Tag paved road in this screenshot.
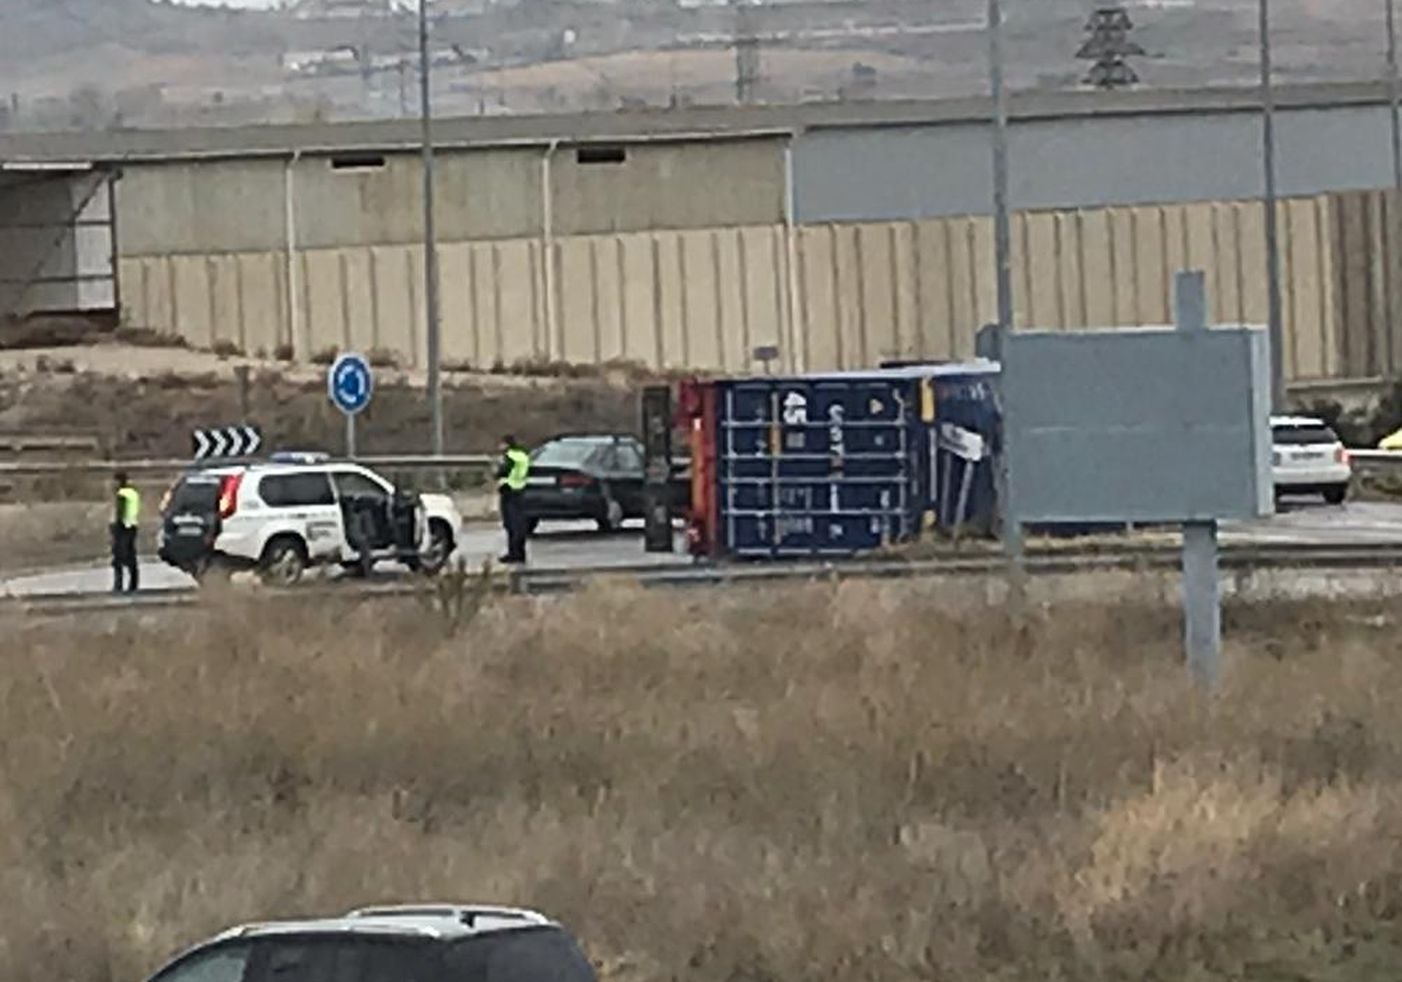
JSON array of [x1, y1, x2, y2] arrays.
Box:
[[1223, 499, 1402, 545], [5, 500, 1402, 600], [0, 519, 687, 599]]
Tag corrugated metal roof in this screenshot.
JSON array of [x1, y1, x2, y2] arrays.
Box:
[[0, 80, 1391, 165]]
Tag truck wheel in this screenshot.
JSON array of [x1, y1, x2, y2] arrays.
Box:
[[259, 537, 307, 586], [1324, 484, 1349, 505]]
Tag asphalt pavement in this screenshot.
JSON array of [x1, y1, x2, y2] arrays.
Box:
[[0, 519, 687, 599], [6, 500, 1402, 600]]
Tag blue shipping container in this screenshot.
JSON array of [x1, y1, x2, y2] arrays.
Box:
[[711, 362, 1000, 558]]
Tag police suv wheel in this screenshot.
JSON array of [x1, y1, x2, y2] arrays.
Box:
[[415, 520, 454, 575], [259, 538, 307, 586]]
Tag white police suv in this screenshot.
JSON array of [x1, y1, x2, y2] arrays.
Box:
[[143, 905, 597, 982], [157, 452, 462, 584]]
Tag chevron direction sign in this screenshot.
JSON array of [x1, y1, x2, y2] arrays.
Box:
[[192, 425, 263, 461]]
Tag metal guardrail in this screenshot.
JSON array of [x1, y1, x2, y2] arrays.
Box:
[[8, 540, 1402, 617], [1347, 450, 1402, 466], [5, 450, 1399, 479], [0, 454, 496, 479], [0, 432, 101, 455]]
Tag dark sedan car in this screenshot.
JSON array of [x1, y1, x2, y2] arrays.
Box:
[[520, 434, 688, 533]]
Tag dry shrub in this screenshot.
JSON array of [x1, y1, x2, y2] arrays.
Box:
[[113, 327, 189, 350], [0, 314, 107, 349], [210, 339, 245, 359], [367, 348, 402, 370], [3, 368, 638, 459], [2, 581, 1401, 982]]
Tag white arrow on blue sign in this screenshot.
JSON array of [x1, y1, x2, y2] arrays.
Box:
[[328, 352, 374, 416], [192, 425, 263, 460]]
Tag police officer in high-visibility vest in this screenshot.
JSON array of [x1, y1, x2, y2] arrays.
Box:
[[496, 434, 531, 564], [111, 470, 141, 593]]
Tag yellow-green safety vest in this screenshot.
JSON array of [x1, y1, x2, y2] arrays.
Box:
[[501, 448, 531, 492], [116, 486, 141, 527]]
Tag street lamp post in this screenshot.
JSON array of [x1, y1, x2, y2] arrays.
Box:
[[988, 0, 1013, 334], [1390, 0, 1402, 194], [1259, 0, 1285, 410], [1387, 0, 1401, 374], [419, 0, 444, 456], [987, 0, 1024, 574]]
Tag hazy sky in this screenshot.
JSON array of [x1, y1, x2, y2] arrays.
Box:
[[170, 0, 284, 7], [165, 0, 419, 7]]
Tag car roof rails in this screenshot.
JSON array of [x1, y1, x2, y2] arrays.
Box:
[[345, 905, 551, 928], [548, 432, 621, 442]]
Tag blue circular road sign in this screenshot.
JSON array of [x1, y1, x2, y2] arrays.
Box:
[[328, 352, 374, 416]]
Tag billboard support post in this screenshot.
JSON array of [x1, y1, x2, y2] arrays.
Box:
[[1174, 271, 1222, 689]]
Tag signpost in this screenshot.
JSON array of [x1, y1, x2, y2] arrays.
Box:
[[192, 425, 262, 461], [641, 385, 675, 554], [328, 352, 374, 458], [1000, 271, 1273, 689], [936, 421, 988, 535]]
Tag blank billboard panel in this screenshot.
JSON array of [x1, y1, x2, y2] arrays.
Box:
[[1003, 326, 1272, 523]]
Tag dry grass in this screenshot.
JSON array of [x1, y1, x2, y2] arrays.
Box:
[[0, 475, 173, 569], [0, 365, 641, 459], [0, 501, 114, 571], [2, 582, 1401, 982]]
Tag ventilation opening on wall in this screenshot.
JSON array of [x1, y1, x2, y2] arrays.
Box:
[[575, 145, 627, 165], [330, 154, 387, 172]]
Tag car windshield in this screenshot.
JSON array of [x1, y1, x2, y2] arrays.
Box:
[[165, 476, 222, 513], [531, 441, 605, 468], [442, 927, 596, 982], [1273, 424, 1338, 446]]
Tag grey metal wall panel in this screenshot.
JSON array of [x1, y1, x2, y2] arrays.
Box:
[[552, 139, 784, 236], [794, 105, 1393, 222], [1, 172, 114, 315], [1002, 327, 1271, 523]]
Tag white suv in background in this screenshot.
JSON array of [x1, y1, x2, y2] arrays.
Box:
[[142, 905, 597, 982], [157, 452, 462, 584], [1270, 415, 1351, 504]]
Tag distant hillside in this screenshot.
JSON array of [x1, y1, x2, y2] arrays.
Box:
[[0, 0, 1395, 131]]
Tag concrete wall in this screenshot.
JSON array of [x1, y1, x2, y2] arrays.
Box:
[[117, 192, 1374, 383], [1326, 189, 1402, 379], [794, 105, 1395, 222], [105, 100, 1402, 383]]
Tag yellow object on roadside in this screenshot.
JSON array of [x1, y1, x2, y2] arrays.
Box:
[[1380, 428, 1402, 451]]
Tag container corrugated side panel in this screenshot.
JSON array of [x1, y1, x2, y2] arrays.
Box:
[[715, 376, 924, 558]]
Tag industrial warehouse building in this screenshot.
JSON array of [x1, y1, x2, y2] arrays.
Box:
[[3, 81, 1402, 384]]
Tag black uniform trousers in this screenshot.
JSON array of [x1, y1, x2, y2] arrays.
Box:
[[499, 488, 528, 563], [111, 523, 139, 592]]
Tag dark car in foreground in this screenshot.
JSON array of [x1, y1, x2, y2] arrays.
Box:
[[144, 905, 596, 982], [520, 434, 689, 532]]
